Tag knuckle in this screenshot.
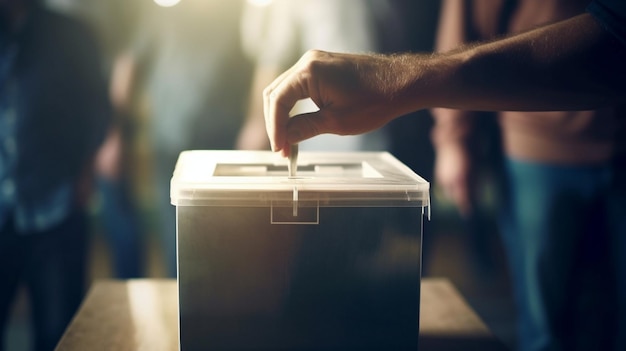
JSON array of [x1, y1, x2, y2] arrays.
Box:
[[301, 50, 326, 73], [303, 49, 322, 60]]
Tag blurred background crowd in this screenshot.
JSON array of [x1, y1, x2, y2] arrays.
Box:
[[2, 0, 624, 350]]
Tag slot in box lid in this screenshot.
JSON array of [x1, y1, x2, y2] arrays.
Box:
[[170, 150, 430, 209]]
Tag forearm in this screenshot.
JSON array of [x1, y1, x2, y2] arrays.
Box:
[[350, 13, 626, 121], [417, 13, 626, 112]]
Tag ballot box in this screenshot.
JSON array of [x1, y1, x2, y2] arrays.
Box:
[[171, 150, 430, 350]]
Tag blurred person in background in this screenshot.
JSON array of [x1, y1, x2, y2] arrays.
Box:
[[109, 0, 252, 277], [94, 78, 145, 279], [236, 0, 390, 153], [46, 0, 146, 280], [44, 0, 133, 69], [431, 1, 626, 350], [0, 0, 110, 350]]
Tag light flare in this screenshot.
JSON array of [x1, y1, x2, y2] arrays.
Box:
[[154, 0, 181, 7]]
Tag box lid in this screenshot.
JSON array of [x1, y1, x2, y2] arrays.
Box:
[[170, 150, 429, 209]]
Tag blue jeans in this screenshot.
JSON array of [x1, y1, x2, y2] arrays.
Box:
[[97, 176, 144, 278], [498, 158, 625, 351]]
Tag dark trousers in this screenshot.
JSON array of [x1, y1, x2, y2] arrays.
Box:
[[0, 211, 88, 351]]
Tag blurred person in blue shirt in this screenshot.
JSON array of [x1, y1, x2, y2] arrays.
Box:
[[0, 0, 110, 349]]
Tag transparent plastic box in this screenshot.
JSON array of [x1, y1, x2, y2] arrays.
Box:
[[171, 150, 430, 351]]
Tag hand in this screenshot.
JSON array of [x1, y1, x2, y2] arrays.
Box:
[[263, 50, 419, 157], [95, 127, 123, 180], [435, 143, 475, 217]]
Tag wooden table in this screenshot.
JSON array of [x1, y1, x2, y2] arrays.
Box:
[[55, 278, 508, 351]]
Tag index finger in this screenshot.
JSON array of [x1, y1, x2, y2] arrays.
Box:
[[263, 67, 310, 155]]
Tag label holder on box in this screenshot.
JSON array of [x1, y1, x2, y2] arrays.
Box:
[[271, 196, 320, 225]]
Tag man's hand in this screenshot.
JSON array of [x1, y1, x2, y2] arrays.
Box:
[[263, 50, 422, 157]]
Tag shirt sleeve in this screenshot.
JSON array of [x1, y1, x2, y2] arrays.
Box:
[[587, 0, 626, 47]]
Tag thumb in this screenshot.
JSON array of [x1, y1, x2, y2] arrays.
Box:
[[286, 110, 327, 144]]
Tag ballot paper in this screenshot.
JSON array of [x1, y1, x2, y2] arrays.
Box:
[[288, 144, 299, 177]]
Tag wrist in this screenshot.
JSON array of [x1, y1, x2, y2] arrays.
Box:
[[390, 53, 462, 114]]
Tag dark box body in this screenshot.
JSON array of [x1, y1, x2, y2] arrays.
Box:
[[172, 151, 429, 351]]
